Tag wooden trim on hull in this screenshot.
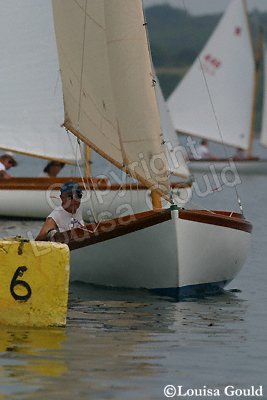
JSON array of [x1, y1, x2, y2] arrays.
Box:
[[179, 209, 252, 234], [54, 209, 171, 251], [53, 208, 252, 251], [0, 177, 192, 191]]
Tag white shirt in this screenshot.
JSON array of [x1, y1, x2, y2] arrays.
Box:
[[0, 161, 6, 171], [48, 206, 84, 232], [195, 145, 210, 160]]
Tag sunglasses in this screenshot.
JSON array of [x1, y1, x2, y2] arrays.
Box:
[[7, 160, 15, 166], [66, 192, 83, 200]]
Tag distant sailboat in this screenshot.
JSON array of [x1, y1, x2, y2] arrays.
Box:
[[260, 43, 267, 149], [50, 0, 252, 298], [0, 0, 190, 219], [167, 0, 267, 173]]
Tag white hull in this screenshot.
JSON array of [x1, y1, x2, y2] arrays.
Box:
[[0, 186, 191, 220], [189, 158, 267, 174], [69, 208, 251, 298]]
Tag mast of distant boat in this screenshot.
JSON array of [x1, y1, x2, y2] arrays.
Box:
[[247, 2, 263, 157]]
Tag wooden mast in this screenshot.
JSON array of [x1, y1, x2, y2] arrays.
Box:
[[248, 26, 263, 158], [151, 190, 162, 210]]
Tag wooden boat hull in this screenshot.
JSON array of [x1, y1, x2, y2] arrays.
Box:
[[0, 178, 192, 220], [55, 208, 252, 299], [189, 158, 267, 174]]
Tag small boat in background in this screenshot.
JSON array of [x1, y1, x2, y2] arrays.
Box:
[[167, 0, 267, 174], [0, 0, 191, 219]]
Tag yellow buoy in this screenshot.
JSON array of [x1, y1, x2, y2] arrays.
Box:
[[0, 239, 70, 327]]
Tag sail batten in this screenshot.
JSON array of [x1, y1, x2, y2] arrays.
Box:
[[52, 0, 170, 198], [167, 0, 255, 150]]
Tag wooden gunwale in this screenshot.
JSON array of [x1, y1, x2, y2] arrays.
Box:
[[54, 209, 171, 251], [179, 209, 252, 234], [53, 208, 252, 251], [0, 177, 192, 191]]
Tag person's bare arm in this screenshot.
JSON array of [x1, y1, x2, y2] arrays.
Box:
[[0, 170, 12, 179], [35, 217, 58, 241]]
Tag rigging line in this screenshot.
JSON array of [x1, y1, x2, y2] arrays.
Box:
[[181, 0, 244, 215], [66, 133, 99, 223], [106, 180, 128, 210], [182, 199, 217, 215], [71, 218, 103, 234], [101, 162, 130, 212], [76, 140, 100, 224], [64, 117, 98, 221], [63, 2, 99, 223], [65, 129, 79, 176]]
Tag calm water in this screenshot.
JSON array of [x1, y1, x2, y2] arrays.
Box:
[[0, 148, 267, 399]]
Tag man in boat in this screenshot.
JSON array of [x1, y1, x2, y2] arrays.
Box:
[[195, 139, 218, 160], [39, 160, 65, 177], [0, 153, 17, 179], [35, 180, 85, 241]]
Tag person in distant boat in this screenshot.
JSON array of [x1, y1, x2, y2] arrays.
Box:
[[39, 160, 65, 177], [233, 147, 246, 161], [35, 180, 85, 241], [0, 154, 17, 179], [195, 139, 218, 160]]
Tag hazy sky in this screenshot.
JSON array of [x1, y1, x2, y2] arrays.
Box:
[[143, 0, 267, 15]]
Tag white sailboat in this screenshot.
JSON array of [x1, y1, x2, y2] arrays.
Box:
[[167, 0, 267, 174], [0, 0, 190, 219], [49, 0, 252, 298]]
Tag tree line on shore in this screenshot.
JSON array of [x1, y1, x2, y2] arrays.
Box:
[[146, 5, 266, 132]]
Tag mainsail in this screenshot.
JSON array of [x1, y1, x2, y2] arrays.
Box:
[[0, 0, 80, 163], [52, 0, 170, 198], [167, 0, 255, 150], [260, 44, 267, 148]]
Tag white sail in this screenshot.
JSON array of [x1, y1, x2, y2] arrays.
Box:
[[155, 82, 190, 178], [52, 0, 170, 197], [167, 0, 255, 150], [260, 44, 267, 148], [0, 0, 80, 162]]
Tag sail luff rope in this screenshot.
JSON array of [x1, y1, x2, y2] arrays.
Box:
[[142, 0, 172, 203], [181, 0, 244, 215]]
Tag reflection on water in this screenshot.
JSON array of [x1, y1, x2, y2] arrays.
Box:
[[0, 284, 265, 400], [0, 283, 253, 399], [0, 328, 66, 399]]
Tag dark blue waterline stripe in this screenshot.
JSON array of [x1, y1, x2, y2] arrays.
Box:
[[152, 280, 231, 300]]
